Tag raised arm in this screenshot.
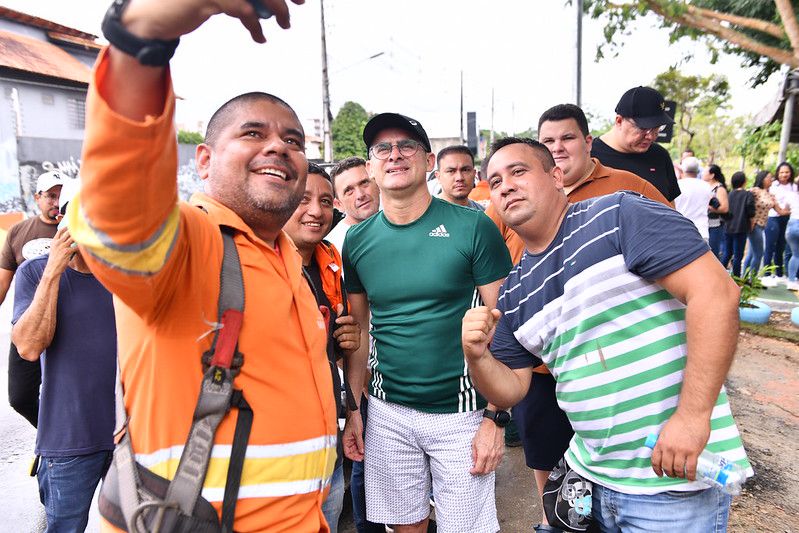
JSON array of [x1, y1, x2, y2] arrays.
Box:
[[649, 251, 739, 481], [102, 0, 297, 121], [11, 229, 75, 360], [462, 306, 533, 409], [69, 0, 301, 312]]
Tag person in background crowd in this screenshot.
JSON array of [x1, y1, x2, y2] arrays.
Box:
[[12, 185, 115, 532], [326, 157, 381, 253], [591, 86, 680, 202], [282, 162, 363, 533], [763, 162, 796, 284], [674, 157, 713, 241], [722, 172, 756, 277], [783, 182, 799, 290], [326, 156, 384, 533], [743, 170, 777, 275], [704, 164, 730, 261], [469, 162, 491, 208], [0, 171, 62, 427], [436, 145, 484, 210]]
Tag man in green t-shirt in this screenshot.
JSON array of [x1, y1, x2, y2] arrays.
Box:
[[342, 113, 512, 533]]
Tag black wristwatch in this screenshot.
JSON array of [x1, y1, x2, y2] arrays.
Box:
[[101, 0, 180, 66], [483, 409, 511, 428]]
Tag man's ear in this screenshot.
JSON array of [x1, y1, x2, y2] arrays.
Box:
[[552, 165, 566, 191], [333, 197, 343, 210], [426, 152, 435, 173], [196, 143, 211, 181]]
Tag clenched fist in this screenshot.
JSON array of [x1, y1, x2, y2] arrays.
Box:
[[462, 306, 502, 363]]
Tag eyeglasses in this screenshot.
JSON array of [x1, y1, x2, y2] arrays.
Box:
[[38, 192, 60, 203], [625, 118, 667, 136], [370, 139, 423, 160]]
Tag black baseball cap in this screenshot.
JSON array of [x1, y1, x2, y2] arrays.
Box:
[[362, 113, 432, 153], [615, 86, 674, 129]]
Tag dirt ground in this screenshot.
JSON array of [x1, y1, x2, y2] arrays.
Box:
[[727, 312, 799, 533]]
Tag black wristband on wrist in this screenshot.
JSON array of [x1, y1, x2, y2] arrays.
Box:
[[101, 0, 180, 67]]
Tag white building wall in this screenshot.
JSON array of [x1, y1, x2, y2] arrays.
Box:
[[13, 80, 85, 140]]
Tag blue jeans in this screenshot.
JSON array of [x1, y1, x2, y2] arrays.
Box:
[[38, 450, 113, 533], [743, 224, 765, 273], [350, 395, 385, 533], [322, 463, 345, 533], [786, 219, 799, 281], [721, 232, 747, 277], [765, 215, 790, 276], [592, 485, 732, 532], [708, 225, 724, 262]]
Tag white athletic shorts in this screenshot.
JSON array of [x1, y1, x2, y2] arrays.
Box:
[[365, 397, 499, 533]]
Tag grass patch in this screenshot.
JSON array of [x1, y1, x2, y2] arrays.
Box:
[[740, 321, 799, 345]]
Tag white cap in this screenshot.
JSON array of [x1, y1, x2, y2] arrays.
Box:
[[36, 171, 64, 194]]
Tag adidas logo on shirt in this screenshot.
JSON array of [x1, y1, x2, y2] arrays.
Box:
[[429, 224, 450, 237]]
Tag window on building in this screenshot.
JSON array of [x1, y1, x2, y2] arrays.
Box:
[[67, 96, 86, 129]]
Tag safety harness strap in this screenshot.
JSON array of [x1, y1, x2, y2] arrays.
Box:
[[112, 226, 249, 533]]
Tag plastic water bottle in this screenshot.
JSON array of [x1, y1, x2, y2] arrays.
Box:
[[644, 433, 747, 495]]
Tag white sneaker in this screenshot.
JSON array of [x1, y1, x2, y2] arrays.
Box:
[[776, 276, 788, 285], [787, 281, 799, 291], [760, 276, 778, 287]]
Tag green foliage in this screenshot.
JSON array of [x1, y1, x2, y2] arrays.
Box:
[[735, 121, 782, 168], [584, 0, 794, 86], [331, 101, 370, 160], [732, 265, 775, 307], [515, 127, 538, 138], [584, 109, 613, 137], [653, 68, 730, 153], [177, 130, 204, 145]]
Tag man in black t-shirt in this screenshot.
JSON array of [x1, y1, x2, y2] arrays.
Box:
[[591, 86, 680, 202], [0, 170, 63, 427]]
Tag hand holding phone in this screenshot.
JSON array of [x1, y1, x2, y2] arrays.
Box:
[[247, 0, 274, 19]]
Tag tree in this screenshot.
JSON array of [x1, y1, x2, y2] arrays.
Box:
[[652, 68, 730, 152], [331, 101, 370, 160], [584, 0, 799, 86], [735, 121, 782, 168], [177, 130, 204, 145]]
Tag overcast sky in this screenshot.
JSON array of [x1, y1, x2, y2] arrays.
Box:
[[5, 0, 785, 137]]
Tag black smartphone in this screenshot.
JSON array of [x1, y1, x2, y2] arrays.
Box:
[[246, 0, 274, 19]]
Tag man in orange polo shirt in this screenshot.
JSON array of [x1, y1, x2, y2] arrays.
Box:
[[67, 1, 349, 531], [484, 104, 669, 530]]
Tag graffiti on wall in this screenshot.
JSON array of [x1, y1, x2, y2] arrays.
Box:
[[2, 152, 203, 215]]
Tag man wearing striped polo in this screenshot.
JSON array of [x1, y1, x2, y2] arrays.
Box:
[[462, 137, 752, 531]]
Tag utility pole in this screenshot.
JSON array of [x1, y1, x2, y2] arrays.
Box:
[[778, 69, 799, 163], [460, 70, 465, 144], [320, 0, 333, 162], [576, 0, 583, 106], [490, 88, 495, 145]]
